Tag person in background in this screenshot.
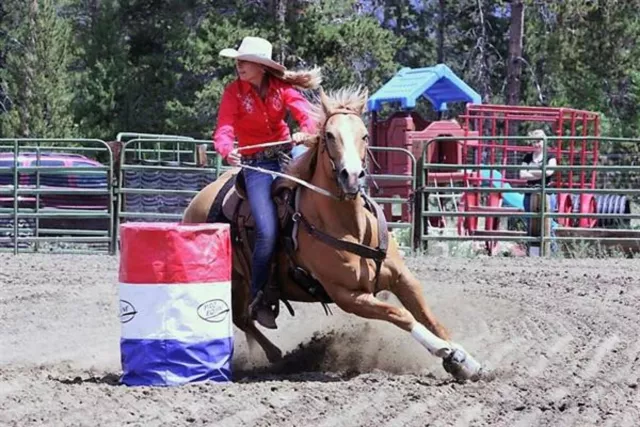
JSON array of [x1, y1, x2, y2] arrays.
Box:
[[213, 36, 322, 328], [520, 129, 557, 186], [519, 128, 558, 254]]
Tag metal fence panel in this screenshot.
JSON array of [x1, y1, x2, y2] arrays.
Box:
[[0, 139, 114, 254], [414, 136, 640, 257], [115, 138, 223, 247], [3, 133, 637, 258], [366, 146, 416, 252]]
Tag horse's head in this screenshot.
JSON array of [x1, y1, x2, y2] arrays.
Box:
[[317, 86, 369, 199]]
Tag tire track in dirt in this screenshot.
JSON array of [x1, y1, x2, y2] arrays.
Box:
[[381, 400, 439, 427], [314, 390, 390, 427], [216, 390, 301, 427], [450, 403, 484, 427], [1, 254, 639, 426], [413, 258, 640, 427], [527, 334, 574, 377]]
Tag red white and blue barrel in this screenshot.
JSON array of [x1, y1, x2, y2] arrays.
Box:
[[118, 222, 233, 386]]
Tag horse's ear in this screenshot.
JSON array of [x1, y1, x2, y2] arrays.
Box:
[[319, 86, 332, 117], [358, 87, 369, 115]]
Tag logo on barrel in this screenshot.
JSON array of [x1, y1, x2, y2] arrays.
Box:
[[120, 300, 137, 323], [197, 299, 230, 323]]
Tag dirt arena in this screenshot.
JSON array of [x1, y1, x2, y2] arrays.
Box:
[[1, 253, 639, 426]]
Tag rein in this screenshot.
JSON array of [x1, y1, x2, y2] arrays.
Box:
[[239, 163, 339, 200], [236, 139, 294, 152], [236, 139, 341, 200]]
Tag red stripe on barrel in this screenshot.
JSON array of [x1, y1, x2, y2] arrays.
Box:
[[119, 222, 232, 284]]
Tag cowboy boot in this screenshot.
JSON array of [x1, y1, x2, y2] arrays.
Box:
[[248, 290, 278, 329], [263, 261, 281, 318]]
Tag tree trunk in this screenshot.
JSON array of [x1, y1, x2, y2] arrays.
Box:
[[437, 0, 445, 63], [18, 0, 40, 137], [273, 0, 286, 64], [506, 0, 524, 106]]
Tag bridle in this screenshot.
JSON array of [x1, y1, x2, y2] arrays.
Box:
[[320, 109, 370, 201], [288, 107, 389, 292]]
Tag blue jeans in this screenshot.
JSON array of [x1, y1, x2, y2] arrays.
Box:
[[523, 192, 558, 254], [243, 159, 280, 299], [291, 144, 308, 159], [243, 147, 308, 299]]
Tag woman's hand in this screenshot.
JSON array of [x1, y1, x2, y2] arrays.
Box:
[[226, 149, 242, 167], [292, 132, 312, 145]]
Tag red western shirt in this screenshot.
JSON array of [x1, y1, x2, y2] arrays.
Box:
[[212, 77, 316, 159]]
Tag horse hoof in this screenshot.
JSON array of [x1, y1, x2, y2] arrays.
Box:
[[442, 349, 483, 382]]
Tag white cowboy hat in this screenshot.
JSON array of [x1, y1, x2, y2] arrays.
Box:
[[219, 36, 286, 73], [528, 129, 547, 139]]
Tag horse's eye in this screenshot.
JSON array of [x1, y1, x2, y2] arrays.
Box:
[[326, 131, 335, 141], [362, 134, 369, 142]]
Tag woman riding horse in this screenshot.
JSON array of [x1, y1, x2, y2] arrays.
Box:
[[186, 84, 484, 382], [213, 36, 322, 329]]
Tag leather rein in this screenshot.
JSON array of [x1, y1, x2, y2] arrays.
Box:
[[289, 108, 389, 291]]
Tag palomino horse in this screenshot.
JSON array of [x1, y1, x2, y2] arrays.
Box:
[[182, 86, 483, 381]]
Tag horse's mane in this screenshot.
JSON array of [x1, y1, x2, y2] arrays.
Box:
[[284, 85, 368, 184]]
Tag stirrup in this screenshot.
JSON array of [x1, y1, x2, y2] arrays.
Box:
[[249, 291, 278, 329]]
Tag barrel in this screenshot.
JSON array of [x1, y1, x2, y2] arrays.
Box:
[[118, 222, 233, 386]]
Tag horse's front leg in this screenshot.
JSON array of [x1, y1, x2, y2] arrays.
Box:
[[388, 262, 484, 382], [329, 283, 449, 354], [390, 264, 451, 341], [327, 284, 472, 374]]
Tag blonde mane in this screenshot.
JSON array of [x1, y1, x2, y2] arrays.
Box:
[[284, 85, 369, 184]]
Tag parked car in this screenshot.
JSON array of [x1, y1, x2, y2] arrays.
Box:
[[0, 152, 110, 233]]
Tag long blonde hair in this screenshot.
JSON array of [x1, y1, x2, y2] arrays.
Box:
[[266, 66, 322, 91]]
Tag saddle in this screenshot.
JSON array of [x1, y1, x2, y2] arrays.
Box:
[[206, 168, 333, 318], [207, 165, 390, 321]]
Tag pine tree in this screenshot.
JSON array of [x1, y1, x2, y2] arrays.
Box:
[[69, 0, 131, 140], [165, 0, 402, 138], [0, 0, 77, 138]]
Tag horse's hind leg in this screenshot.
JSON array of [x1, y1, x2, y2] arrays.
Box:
[[232, 273, 283, 363], [389, 264, 484, 381], [240, 321, 283, 363]]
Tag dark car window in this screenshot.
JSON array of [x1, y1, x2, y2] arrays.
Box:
[[0, 160, 12, 185], [34, 160, 68, 186]]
